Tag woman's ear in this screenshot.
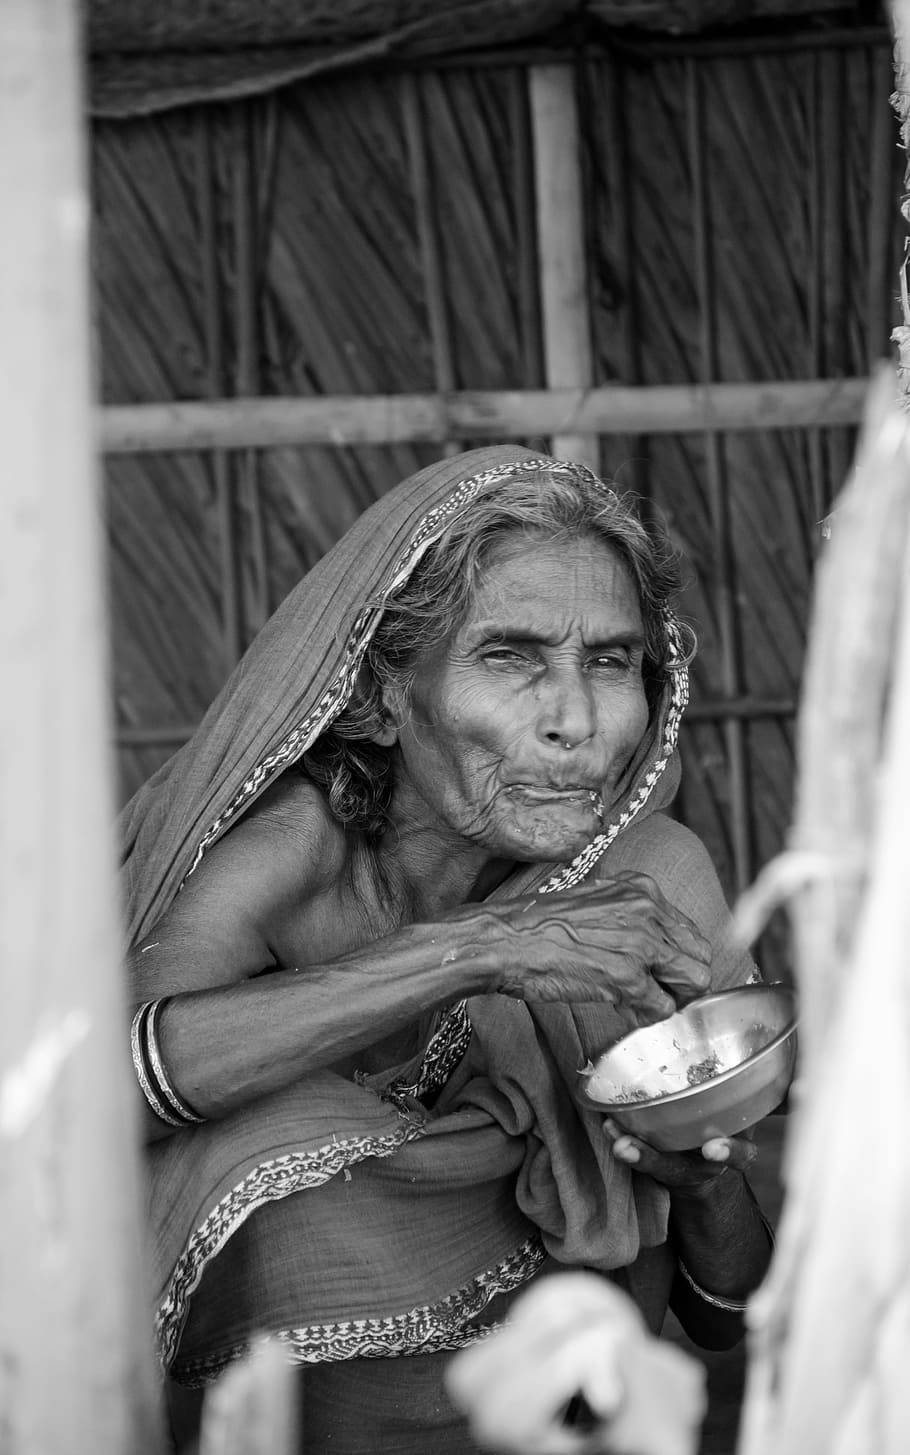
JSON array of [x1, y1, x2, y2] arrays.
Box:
[[367, 712, 399, 748], [365, 681, 406, 748]]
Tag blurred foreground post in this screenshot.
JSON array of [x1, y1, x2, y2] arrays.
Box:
[[199, 1339, 299, 1455], [735, 371, 910, 1455], [0, 3, 164, 1451], [736, 15, 910, 1445]]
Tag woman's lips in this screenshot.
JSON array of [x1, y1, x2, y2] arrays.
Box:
[[506, 785, 606, 817]]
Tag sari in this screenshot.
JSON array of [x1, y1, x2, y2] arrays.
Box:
[[120, 447, 755, 1406]]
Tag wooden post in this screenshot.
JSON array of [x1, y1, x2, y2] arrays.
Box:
[[529, 65, 600, 473], [0, 4, 164, 1452]]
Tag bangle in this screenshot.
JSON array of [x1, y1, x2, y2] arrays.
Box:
[[130, 998, 205, 1128], [677, 1259, 749, 1313], [145, 998, 206, 1124]]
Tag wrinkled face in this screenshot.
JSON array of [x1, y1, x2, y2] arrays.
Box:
[[387, 533, 651, 862]]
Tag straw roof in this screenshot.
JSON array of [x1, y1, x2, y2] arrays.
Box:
[[88, 0, 856, 51], [87, 0, 865, 116]]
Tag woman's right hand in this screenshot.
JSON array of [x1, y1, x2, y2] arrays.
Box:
[[479, 871, 712, 1026]]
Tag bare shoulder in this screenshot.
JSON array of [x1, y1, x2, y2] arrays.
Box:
[[237, 770, 349, 893], [131, 772, 351, 991]]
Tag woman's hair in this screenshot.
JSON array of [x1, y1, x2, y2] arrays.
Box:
[[302, 468, 687, 837]]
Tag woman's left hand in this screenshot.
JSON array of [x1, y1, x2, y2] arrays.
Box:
[[603, 1119, 757, 1195]]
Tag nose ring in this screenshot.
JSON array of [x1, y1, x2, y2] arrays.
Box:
[[561, 738, 574, 751]]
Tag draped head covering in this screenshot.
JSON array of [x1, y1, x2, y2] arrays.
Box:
[[121, 446, 739, 1388]]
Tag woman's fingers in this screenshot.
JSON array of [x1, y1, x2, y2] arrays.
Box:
[[701, 1135, 758, 1173], [604, 1122, 759, 1188], [495, 873, 715, 1015]]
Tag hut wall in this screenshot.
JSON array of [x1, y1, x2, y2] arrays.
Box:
[[92, 32, 902, 981]]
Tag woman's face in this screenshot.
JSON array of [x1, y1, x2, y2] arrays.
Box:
[[387, 533, 651, 863]]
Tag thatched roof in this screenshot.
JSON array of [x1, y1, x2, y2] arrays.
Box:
[[87, 0, 868, 116]]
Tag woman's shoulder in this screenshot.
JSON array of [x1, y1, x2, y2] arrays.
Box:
[[597, 812, 719, 888], [595, 812, 758, 989], [232, 770, 350, 892]]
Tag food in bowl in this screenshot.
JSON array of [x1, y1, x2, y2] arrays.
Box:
[[580, 984, 797, 1151]]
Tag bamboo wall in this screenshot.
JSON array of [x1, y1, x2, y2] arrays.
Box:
[[92, 25, 903, 981]]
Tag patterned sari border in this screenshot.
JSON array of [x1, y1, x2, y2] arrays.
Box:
[[156, 1118, 427, 1371], [170, 1234, 546, 1386]]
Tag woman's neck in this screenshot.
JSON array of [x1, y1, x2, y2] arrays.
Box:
[[374, 816, 516, 919]]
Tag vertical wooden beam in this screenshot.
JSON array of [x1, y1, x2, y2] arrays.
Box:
[[820, 47, 852, 496], [865, 44, 899, 369], [402, 72, 461, 457], [510, 68, 545, 392], [529, 64, 600, 473], [233, 102, 270, 638], [606, 52, 653, 511], [197, 110, 244, 674], [0, 3, 164, 1452], [686, 58, 753, 895], [807, 51, 828, 529]]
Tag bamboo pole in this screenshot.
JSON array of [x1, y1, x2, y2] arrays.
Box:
[[807, 51, 828, 528], [510, 68, 545, 392], [529, 64, 599, 473], [821, 47, 853, 496], [606, 52, 653, 510], [114, 693, 799, 751], [402, 71, 461, 457], [196, 110, 245, 674], [232, 102, 270, 638], [0, 3, 164, 1452], [97, 377, 870, 455], [865, 45, 899, 370], [686, 57, 754, 895]]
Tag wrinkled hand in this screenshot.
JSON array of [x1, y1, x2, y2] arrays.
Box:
[[604, 1119, 758, 1195], [487, 872, 712, 1026], [445, 1272, 706, 1455]]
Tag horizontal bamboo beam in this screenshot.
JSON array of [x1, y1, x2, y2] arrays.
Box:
[[384, 27, 891, 71], [115, 696, 797, 748], [99, 377, 870, 455]]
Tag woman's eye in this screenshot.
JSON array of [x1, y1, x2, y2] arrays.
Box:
[[482, 647, 535, 667]]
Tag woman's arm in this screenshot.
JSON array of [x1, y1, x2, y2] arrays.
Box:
[[605, 1122, 773, 1350], [128, 808, 497, 1141], [668, 1165, 773, 1349]]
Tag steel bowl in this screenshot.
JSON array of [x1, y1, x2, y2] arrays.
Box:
[[580, 983, 798, 1151]]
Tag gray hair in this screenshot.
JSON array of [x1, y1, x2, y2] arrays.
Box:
[[302, 469, 689, 837]]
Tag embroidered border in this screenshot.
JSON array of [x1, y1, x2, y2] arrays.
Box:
[[156, 1119, 427, 1371], [170, 1234, 545, 1386]]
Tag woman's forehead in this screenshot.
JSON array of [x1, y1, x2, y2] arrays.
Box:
[[460, 535, 644, 639], [471, 532, 638, 600]]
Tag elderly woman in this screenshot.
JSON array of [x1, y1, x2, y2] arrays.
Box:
[[123, 446, 773, 1454]]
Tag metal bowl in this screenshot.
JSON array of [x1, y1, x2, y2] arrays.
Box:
[[580, 983, 798, 1151]]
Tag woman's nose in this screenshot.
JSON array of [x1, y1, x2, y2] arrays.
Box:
[[536, 668, 597, 749]]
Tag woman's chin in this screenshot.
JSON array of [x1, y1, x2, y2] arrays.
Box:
[[497, 807, 601, 862]]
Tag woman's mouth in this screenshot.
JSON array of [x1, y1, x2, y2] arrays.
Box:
[[506, 785, 605, 818]]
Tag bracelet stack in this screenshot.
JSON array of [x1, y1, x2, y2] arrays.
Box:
[[130, 998, 206, 1128]]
